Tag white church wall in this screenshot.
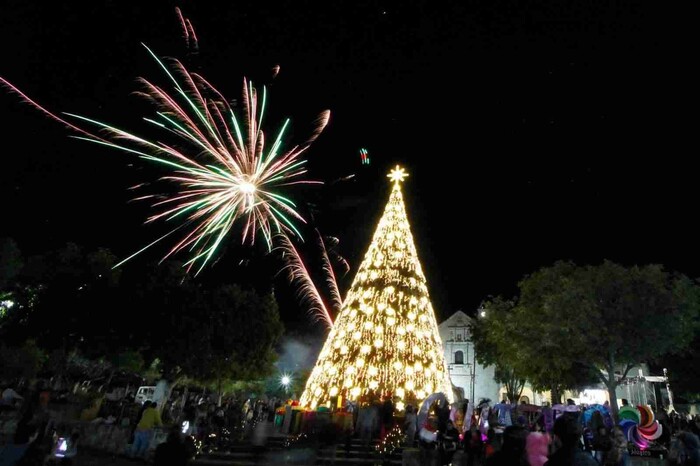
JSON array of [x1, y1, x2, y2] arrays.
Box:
[[439, 310, 500, 405]]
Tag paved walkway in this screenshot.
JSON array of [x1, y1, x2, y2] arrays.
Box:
[[78, 448, 668, 466], [77, 450, 142, 465], [630, 457, 666, 465]]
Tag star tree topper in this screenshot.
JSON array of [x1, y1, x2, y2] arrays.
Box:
[[388, 165, 408, 184]]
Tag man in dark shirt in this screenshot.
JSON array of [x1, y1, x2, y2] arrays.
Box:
[[154, 425, 189, 466], [382, 396, 395, 436], [545, 416, 598, 466]]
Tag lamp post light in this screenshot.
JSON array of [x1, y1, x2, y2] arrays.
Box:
[[472, 304, 486, 404], [663, 368, 675, 411], [280, 373, 292, 394]]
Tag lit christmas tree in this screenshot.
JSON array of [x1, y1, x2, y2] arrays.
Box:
[[300, 165, 452, 409]]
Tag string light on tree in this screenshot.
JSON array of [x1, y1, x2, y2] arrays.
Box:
[[300, 165, 452, 409], [376, 425, 404, 456]]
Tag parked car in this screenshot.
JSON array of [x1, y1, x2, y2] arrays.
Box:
[[135, 386, 156, 404]]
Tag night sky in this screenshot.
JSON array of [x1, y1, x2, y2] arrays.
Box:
[[0, 1, 692, 330]]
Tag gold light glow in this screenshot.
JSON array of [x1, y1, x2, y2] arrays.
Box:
[[299, 166, 453, 408], [388, 165, 409, 184]]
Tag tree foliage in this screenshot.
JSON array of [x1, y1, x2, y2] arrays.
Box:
[[473, 261, 700, 418], [149, 281, 284, 385], [651, 335, 700, 402], [470, 297, 527, 403], [0, 340, 47, 381], [0, 237, 23, 291], [494, 366, 526, 404], [0, 242, 123, 352], [0, 241, 285, 393]]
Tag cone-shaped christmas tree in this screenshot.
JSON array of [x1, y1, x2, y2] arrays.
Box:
[[300, 166, 452, 409]]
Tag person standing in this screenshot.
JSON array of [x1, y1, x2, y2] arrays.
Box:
[[154, 425, 189, 466], [0, 407, 35, 465], [607, 425, 629, 466], [131, 401, 162, 458], [677, 431, 700, 466], [526, 431, 549, 466], [544, 416, 598, 466], [493, 398, 514, 427], [358, 402, 378, 448], [436, 399, 451, 434], [477, 399, 491, 438], [589, 410, 612, 464], [485, 425, 529, 466], [381, 396, 394, 438], [404, 405, 417, 447], [441, 420, 460, 466], [466, 424, 483, 466], [0, 386, 24, 410], [131, 401, 151, 443]]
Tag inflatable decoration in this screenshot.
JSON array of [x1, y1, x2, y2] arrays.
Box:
[[582, 404, 613, 429], [417, 392, 450, 430], [618, 405, 662, 449]]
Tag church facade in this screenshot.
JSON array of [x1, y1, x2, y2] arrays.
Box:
[[438, 310, 501, 404]]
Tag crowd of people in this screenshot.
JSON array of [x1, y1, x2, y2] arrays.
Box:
[[0, 379, 282, 466], [0, 382, 73, 465], [4, 377, 700, 466], [401, 397, 700, 466]]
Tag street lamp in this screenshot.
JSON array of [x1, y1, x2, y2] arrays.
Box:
[[280, 373, 292, 394], [472, 305, 486, 404]]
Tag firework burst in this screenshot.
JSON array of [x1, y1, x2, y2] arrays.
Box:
[[277, 230, 349, 328], [1, 15, 330, 274]]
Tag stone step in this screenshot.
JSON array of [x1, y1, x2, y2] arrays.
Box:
[[202, 451, 259, 458], [193, 456, 403, 466], [194, 432, 409, 466], [202, 448, 403, 459], [194, 459, 256, 466], [195, 446, 404, 466], [316, 453, 402, 462]]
